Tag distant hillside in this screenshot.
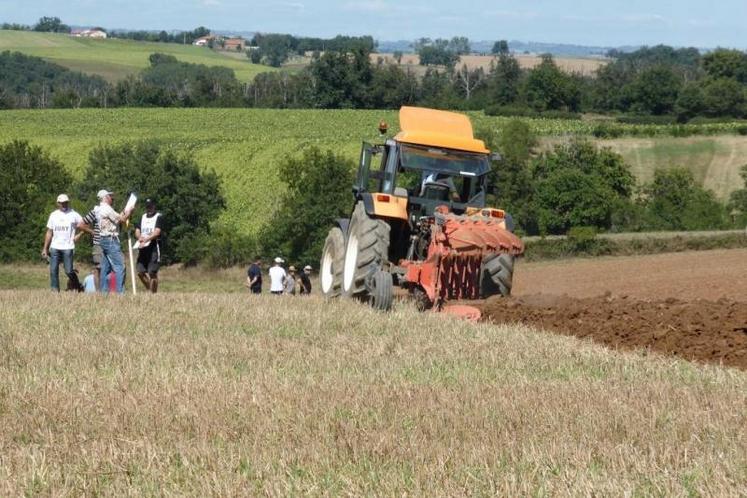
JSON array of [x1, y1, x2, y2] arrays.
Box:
[[377, 39, 635, 57], [0, 30, 270, 82]]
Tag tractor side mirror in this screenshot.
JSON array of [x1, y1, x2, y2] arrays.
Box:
[[490, 152, 502, 162]]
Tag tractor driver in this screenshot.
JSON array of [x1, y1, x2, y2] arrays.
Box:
[[420, 171, 460, 202]]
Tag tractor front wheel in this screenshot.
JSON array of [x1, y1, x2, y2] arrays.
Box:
[[320, 227, 345, 298], [369, 270, 394, 311]]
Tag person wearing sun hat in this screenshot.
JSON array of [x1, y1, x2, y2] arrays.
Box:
[[284, 265, 297, 295], [42, 193, 83, 292], [269, 257, 287, 295], [299, 265, 312, 295]]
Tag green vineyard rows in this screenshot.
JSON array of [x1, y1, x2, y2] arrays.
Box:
[[1, 108, 745, 236]]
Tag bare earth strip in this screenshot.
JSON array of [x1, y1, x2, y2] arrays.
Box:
[[480, 249, 747, 370], [513, 248, 747, 302]]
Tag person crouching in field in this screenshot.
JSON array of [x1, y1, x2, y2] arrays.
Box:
[[285, 266, 297, 295], [299, 265, 312, 295], [135, 199, 164, 293], [97, 189, 132, 294], [41, 194, 83, 292]]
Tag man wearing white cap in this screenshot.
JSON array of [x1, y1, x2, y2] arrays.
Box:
[[97, 189, 133, 294], [41, 194, 83, 292], [269, 257, 287, 295]]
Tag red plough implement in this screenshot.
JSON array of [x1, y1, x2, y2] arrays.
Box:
[[401, 206, 524, 320]]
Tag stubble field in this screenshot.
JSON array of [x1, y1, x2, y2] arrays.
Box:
[[0, 290, 745, 496], [2, 246, 747, 494]]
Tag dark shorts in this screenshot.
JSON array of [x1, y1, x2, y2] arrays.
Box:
[[92, 244, 103, 268], [136, 245, 160, 275]]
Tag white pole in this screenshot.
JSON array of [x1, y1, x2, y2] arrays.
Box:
[[128, 233, 137, 296]]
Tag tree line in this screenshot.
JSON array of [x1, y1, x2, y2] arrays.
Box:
[[3, 40, 747, 122]]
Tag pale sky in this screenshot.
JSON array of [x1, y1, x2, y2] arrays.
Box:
[[1, 0, 744, 48]]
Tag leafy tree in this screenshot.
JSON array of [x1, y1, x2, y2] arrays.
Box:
[[448, 36, 471, 55], [491, 40, 509, 55], [624, 65, 682, 115], [478, 120, 537, 232], [251, 33, 295, 67], [416, 38, 458, 67], [76, 141, 225, 263], [530, 140, 635, 234], [489, 50, 521, 105], [675, 82, 705, 121], [33, 16, 70, 33], [522, 54, 579, 111], [640, 168, 727, 230], [702, 49, 747, 83], [259, 147, 354, 264], [728, 165, 747, 226], [701, 78, 745, 117], [0, 51, 110, 109], [0, 140, 73, 261]]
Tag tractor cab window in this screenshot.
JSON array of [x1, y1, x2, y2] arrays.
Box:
[[397, 144, 489, 204]]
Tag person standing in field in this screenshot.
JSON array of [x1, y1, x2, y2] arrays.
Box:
[[41, 194, 83, 292], [269, 257, 286, 295], [284, 266, 297, 295], [299, 265, 312, 295], [246, 257, 262, 294], [135, 199, 164, 293], [77, 203, 102, 290], [97, 189, 132, 294]]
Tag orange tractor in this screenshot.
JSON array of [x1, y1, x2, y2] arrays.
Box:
[[319, 106, 524, 318]]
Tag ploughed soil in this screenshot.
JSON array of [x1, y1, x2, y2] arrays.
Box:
[[481, 294, 747, 370], [478, 249, 747, 370]]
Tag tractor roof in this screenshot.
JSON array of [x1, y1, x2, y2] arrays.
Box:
[[394, 106, 489, 154]]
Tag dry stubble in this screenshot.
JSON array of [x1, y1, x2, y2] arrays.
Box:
[[0, 291, 745, 496]]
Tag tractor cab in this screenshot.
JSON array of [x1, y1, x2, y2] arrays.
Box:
[[356, 140, 491, 218]]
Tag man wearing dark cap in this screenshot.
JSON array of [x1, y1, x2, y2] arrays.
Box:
[[135, 199, 164, 293]]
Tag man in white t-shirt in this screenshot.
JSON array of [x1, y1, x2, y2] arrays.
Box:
[[41, 194, 83, 292], [269, 257, 287, 295]]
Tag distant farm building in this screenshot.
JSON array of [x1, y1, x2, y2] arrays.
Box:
[[71, 29, 107, 39], [223, 38, 246, 51], [193, 35, 215, 47]]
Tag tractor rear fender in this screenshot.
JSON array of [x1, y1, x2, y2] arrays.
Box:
[[336, 218, 350, 238], [361, 192, 408, 221]]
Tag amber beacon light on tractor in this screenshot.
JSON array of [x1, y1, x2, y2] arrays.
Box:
[[319, 106, 525, 320]]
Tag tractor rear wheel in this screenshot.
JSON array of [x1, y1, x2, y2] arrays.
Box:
[[320, 227, 345, 298], [342, 202, 390, 298], [480, 253, 515, 298], [369, 270, 394, 311]]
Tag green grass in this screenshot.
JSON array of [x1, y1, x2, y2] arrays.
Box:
[[0, 30, 271, 82], [605, 136, 747, 199], [1, 108, 746, 236]]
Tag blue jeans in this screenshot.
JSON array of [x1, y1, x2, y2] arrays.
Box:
[[100, 236, 126, 294], [49, 248, 74, 291]]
